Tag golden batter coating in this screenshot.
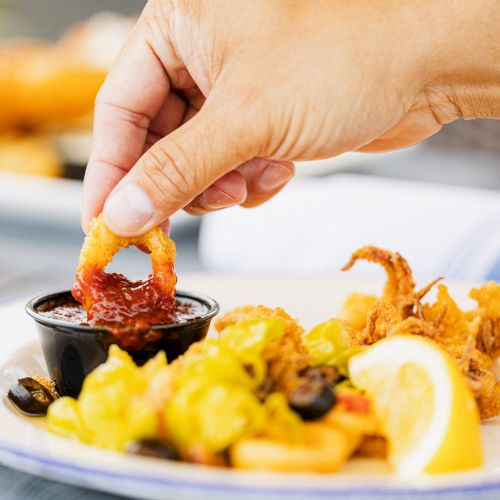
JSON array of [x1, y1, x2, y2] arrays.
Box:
[[216, 305, 309, 396], [341, 246, 440, 320], [340, 246, 499, 419], [470, 282, 500, 359], [339, 293, 378, 334]]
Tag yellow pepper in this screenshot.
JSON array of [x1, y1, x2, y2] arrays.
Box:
[[47, 346, 167, 450]]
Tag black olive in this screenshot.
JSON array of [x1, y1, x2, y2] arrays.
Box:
[[127, 439, 179, 461], [8, 377, 55, 416], [289, 370, 336, 420]]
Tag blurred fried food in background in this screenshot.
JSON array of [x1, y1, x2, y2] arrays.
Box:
[[0, 13, 135, 177], [0, 133, 62, 177], [0, 40, 103, 132]]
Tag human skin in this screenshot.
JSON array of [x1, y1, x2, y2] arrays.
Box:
[[82, 0, 500, 237]]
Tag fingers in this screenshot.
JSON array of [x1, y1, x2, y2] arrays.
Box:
[[184, 158, 294, 214], [238, 159, 294, 208], [184, 171, 247, 215], [144, 91, 188, 151], [81, 32, 171, 233], [358, 100, 442, 152], [102, 97, 258, 236]]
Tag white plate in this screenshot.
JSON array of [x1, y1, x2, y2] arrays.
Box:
[[0, 275, 498, 499]]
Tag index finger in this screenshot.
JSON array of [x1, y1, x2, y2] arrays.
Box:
[[81, 31, 170, 232]]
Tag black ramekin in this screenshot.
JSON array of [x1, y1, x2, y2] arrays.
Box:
[[26, 290, 219, 397]]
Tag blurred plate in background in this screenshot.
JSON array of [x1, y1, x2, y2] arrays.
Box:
[[294, 146, 421, 176], [0, 172, 194, 231]]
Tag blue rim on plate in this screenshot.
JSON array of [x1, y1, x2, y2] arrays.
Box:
[[0, 443, 498, 498]]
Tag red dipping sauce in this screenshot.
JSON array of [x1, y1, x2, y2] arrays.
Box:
[[71, 267, 178, 347]]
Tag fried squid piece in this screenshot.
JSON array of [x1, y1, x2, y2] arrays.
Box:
[[260, 333, 309, 396], [231, 400, 378, 472], [215, 306, 309, 397], [345, 280, 497, 418], [351, 301, 402, 345], [423, 285, 481, 343], [403, 287, 496, 418], [339, 293, 378, 334], [341, 246, 440, 321], [478, 382, 500, 420], [470, 282, 500, 359], [349, 296, 443, 347], [231, 421, 360, 473]]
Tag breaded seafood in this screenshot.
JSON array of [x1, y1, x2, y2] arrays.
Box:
[[340, 246, 499, 419], [71, 215, 177, 339]]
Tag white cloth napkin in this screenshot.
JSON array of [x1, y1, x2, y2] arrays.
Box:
[[199, 174, 500, 282]]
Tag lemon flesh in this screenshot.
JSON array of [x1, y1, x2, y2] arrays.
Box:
[[349, 335, 483, 475]]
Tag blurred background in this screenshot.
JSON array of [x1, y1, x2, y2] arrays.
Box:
[[0, 0, 499, 303]]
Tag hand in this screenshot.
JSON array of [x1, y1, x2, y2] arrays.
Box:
[[82, 0, 500, 236]]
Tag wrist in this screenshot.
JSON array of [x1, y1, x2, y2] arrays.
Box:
[[418, 0, 500, 121]]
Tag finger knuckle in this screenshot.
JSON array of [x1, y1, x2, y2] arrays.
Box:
[[140, 142, 193, 202]]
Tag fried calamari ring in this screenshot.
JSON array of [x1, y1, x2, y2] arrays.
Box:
[[72, 215, 176, 329], [230, 406, 377, 472], [230, 423, 358, 472]]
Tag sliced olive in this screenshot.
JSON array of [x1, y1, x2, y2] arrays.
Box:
[[289, 370, 336, 420], [127, 439, 179, 460], [8, 377, 55, 416]]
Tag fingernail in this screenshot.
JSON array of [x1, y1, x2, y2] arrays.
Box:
[[104, 183, 154, 235], [259, 163, 293, 191], [199, 187, 238, 210]]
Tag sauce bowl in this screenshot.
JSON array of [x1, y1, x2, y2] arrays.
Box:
[[26, 290, 219, 397]]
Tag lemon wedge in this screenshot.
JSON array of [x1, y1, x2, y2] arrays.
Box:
[[349, 335, 483, 475]]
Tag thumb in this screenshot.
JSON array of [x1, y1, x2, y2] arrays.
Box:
[[103, 99, 256, 236]]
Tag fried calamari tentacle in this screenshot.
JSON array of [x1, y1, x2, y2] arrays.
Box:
[[352, 301, 402, 345], [470, 282, 500, 359], [341, 246, 440, 319], [342, 246, 415, 315]]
